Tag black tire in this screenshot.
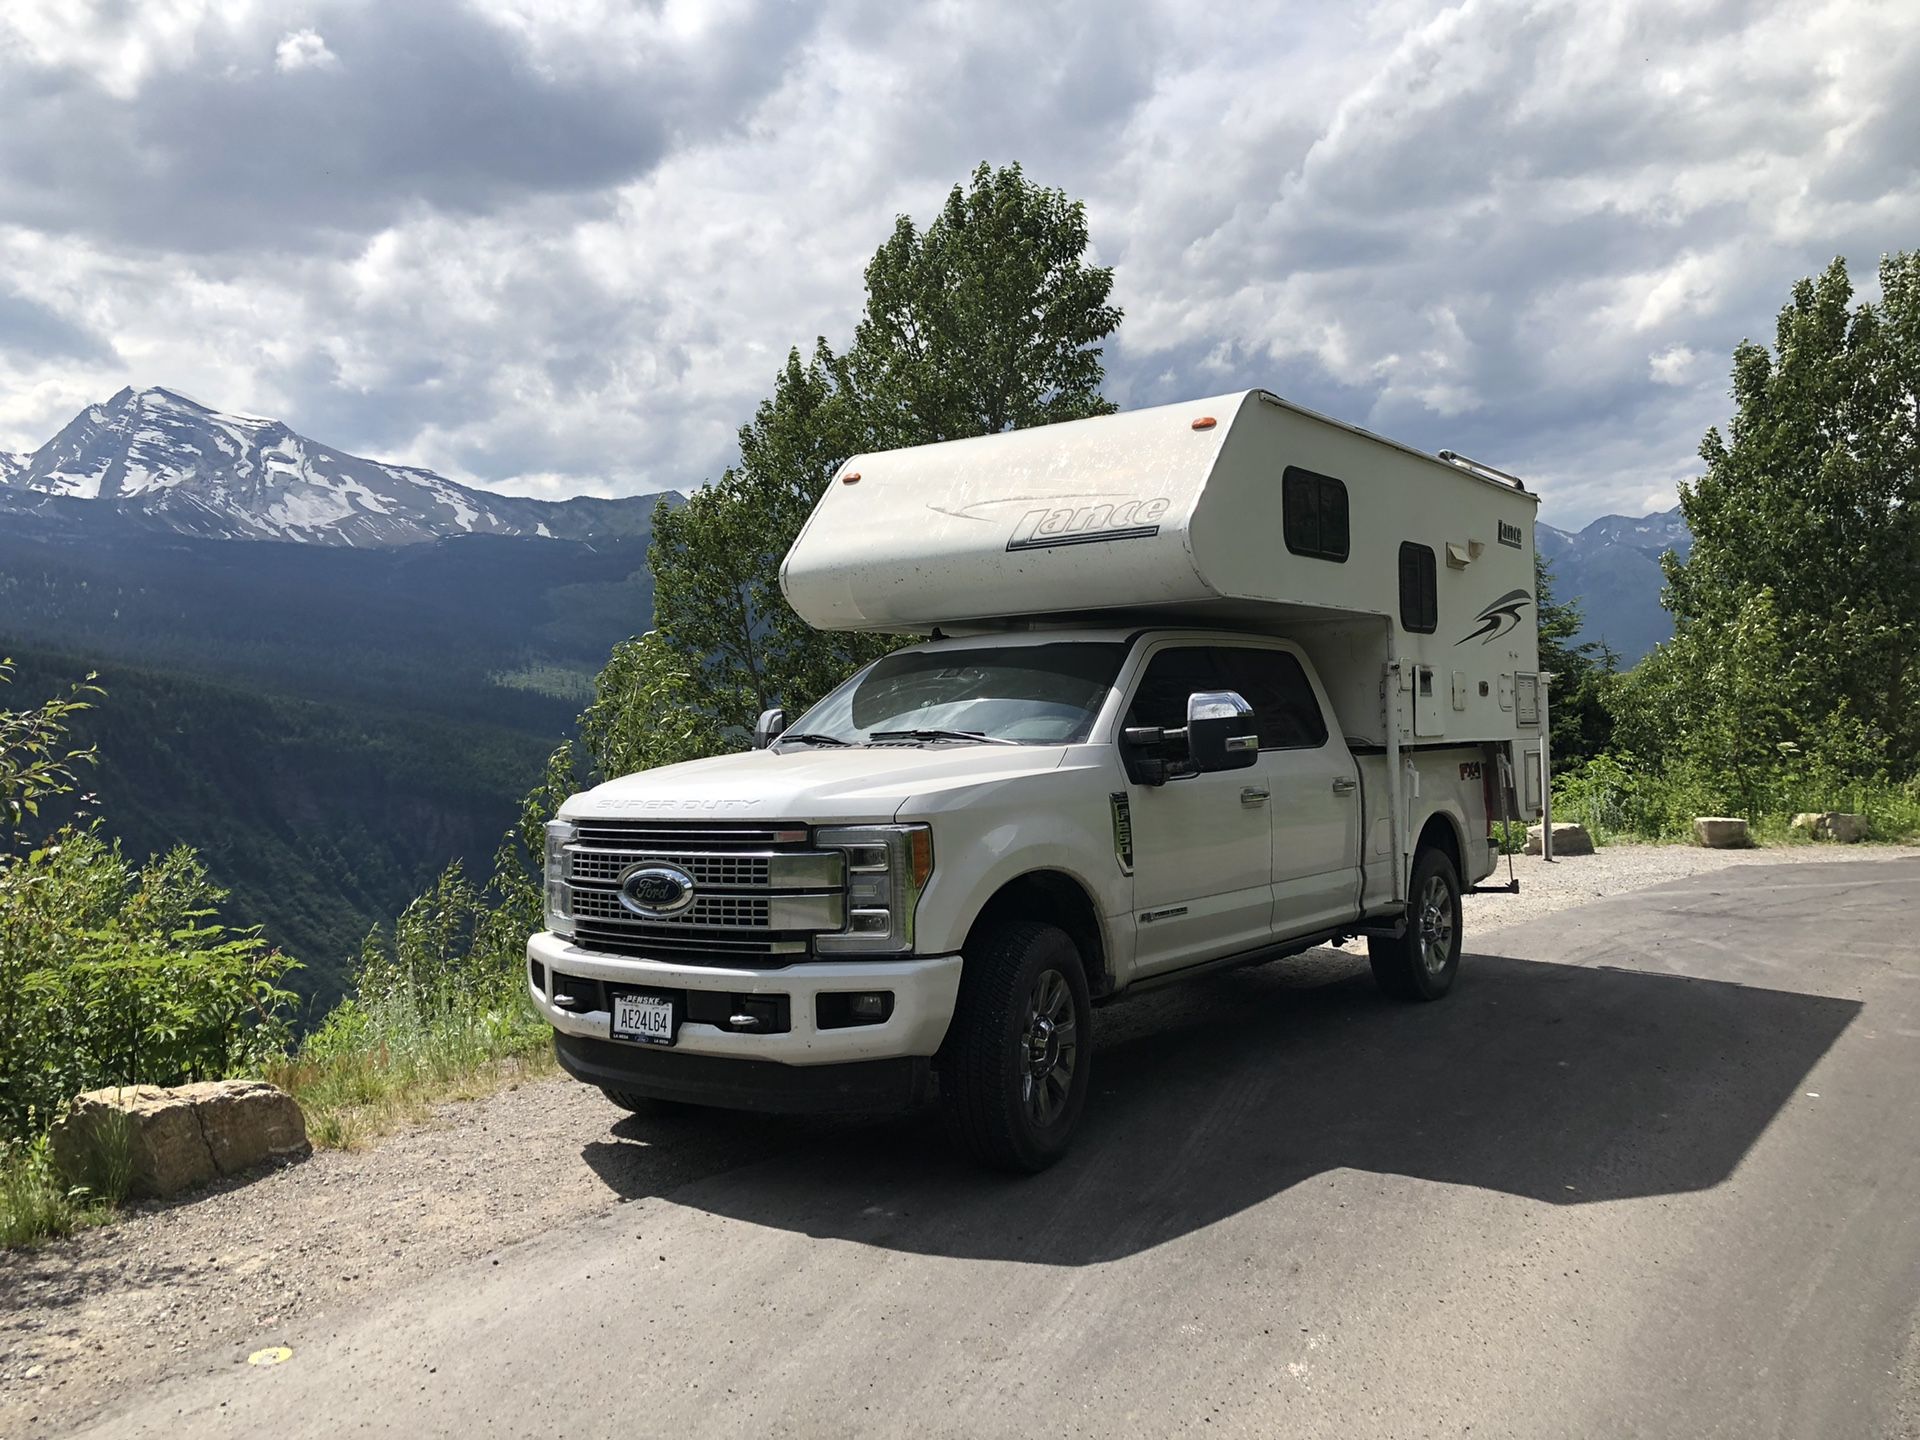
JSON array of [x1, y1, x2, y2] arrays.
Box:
[[599, 1087, 694, 1117], [940, 921, 1092, 1173], [1368, 847, 1462, 1001]]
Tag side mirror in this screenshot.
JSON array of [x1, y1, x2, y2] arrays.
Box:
[[1185, 690, 1258, 773], [753, 707, 788, 750]]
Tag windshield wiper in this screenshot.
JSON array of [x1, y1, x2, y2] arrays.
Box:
[[777, 732, 853, 747], [868, 728, 1021, 746]]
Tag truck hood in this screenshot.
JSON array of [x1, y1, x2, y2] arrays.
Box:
[[564, 744, 1070, 823]]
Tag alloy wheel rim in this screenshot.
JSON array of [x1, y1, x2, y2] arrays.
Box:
[[1418, 873, 1455, 975], [1019, 968, 1078, 1128]]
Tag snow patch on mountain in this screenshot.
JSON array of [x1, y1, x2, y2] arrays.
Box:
[[0, 386, 669, 547]]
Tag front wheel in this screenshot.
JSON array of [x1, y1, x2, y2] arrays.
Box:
[[1368, 848, 1462, 1001], [940, 921, 1092, 1173], [599, 1088, 695, 1117]]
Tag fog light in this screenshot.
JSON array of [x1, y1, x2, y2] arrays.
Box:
[[816, 991, 895, 1029]]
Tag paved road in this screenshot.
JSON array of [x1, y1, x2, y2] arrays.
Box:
[[76, 859, 1920, 1438]]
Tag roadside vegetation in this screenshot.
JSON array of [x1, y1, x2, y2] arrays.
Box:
[[3, 174, 1914, 1242], [1538, 253, 1920, 847]]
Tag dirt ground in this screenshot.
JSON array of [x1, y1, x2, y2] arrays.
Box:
[[4, 841, 1916, 1437]]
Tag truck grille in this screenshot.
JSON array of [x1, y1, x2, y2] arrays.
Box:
[[562, 820, 844, 968]]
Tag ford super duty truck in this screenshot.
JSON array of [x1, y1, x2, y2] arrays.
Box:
[[529, 390, 1546, 1171]]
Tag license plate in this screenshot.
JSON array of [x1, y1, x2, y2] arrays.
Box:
[[610, 991, 676, 1047]]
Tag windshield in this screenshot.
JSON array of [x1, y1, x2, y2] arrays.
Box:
[[782, 642, 1127, 747]]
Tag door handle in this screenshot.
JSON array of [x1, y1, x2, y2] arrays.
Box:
[[1332, 776, 1357, 794], [1240, 786, 1270, 805]]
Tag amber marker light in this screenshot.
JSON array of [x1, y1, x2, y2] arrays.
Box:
[[841, 470, 862, 484], [1191, 416, 1217, 430]]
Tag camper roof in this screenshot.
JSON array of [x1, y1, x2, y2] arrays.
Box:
[[780, 388, 1539, 635]]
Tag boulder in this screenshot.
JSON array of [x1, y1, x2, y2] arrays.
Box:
[[1790, 811, 1868, 843], [1693, 816, 1751, 849], [1525, 821, 1596, 856], [49, 1080, 309, 1199]]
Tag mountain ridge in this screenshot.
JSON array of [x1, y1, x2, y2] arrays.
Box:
[[1537, 505, 1691, 662], [0, 386, 676, 547]]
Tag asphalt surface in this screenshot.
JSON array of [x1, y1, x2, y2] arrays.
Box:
[[73, 858, 1920, 1438]]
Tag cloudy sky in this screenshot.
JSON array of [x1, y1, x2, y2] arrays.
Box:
[[1, 0, 1915, 528]]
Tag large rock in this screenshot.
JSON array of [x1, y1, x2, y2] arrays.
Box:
[[1790, 811, 1868, 843], [1693, 816, 1752, 849], [49, 1080, 309, 1199], [1525, 821, 1596, 856]]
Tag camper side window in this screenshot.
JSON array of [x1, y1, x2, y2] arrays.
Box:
[[1282, 467, 1349, 562], [1398, 541, 1438, 634]]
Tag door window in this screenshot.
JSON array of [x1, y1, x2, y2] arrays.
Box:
[[1124, 647, 1223, 731], [1215, 649, 1329, 750], [1125, 646, 1328, 750]]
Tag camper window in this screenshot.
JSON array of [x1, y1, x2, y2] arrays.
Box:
[[1398, 541, 1438, 634], [1282, 466, 1349, 562]]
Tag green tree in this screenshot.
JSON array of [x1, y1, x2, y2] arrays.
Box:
[[587, 163, 1123, 777], [1535, 554, 1616, 768], [849, 161, 1121, 444], [0, 660, 101, 854], [1648, 253, 1920, 783]]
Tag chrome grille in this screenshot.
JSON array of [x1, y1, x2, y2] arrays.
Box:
[[568, 849, 774, 888], [562, 819, 844, 967], [572, 887, 774, 930]]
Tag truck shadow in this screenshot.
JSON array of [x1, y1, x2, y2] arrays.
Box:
[[581, 945, 1859, 1266]]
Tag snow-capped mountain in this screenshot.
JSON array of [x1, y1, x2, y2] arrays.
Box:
[[1536, 506, 1692, 662], [0, 386, 669, 546]]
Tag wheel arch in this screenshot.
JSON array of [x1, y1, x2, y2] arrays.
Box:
[[1415, 807, 1466, 878], [963, 870, 1113, 998]]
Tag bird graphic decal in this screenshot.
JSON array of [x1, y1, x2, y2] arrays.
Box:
[[1456, 589, 1532, 645]]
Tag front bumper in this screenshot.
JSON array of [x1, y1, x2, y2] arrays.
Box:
[[525, 930, 962, 1067]]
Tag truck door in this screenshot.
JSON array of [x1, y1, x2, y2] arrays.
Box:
[[1215, 646, 1362, 936], [1120, 645, 1275, 976]]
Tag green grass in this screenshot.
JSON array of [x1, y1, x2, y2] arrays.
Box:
[[0, 1134, 119, 1248], [268, 994, 555, 1150], [1548, 757, 1920, 847]]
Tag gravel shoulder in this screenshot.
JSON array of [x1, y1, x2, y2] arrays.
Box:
[[4, 841, 1916, 1437]]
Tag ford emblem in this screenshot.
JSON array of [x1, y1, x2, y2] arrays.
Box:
[[617, 863, 696, 918]]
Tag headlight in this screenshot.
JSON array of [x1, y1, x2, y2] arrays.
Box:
[[544, 819, 576, 938], [813, 824, 933, 955]]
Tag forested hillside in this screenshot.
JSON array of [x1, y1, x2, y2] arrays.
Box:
[[0, 513, 672, 1011], [2, 647, 555, 1015]]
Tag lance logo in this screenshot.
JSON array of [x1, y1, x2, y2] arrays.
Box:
[[1007, 496, 1171, 551]]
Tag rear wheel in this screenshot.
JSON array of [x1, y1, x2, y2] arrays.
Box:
[[940, 921, 1092, 1173], [1368, 847, 1462, 1001]]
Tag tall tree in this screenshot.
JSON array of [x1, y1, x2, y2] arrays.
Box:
[[849, 162, 1121, 444], [582, 164, 1123, 778], [1616, 253, 1920, 801], [1534, 554, 1615, 768]]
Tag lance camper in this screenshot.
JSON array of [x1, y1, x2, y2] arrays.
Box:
[[530, 389, 1546, 1170]]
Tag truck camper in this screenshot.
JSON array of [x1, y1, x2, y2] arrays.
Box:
[[530, 389, 1546, 1170]]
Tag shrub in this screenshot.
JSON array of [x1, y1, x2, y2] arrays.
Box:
[[0, 830, 298, 1140]]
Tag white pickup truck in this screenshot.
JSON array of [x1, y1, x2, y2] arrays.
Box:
[[529, 391, 1545, 1170]]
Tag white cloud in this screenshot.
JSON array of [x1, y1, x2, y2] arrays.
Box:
[[273, 28, 336, 72], [1649, 345, 1703, 386], [1, 0, 1916, 526]]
